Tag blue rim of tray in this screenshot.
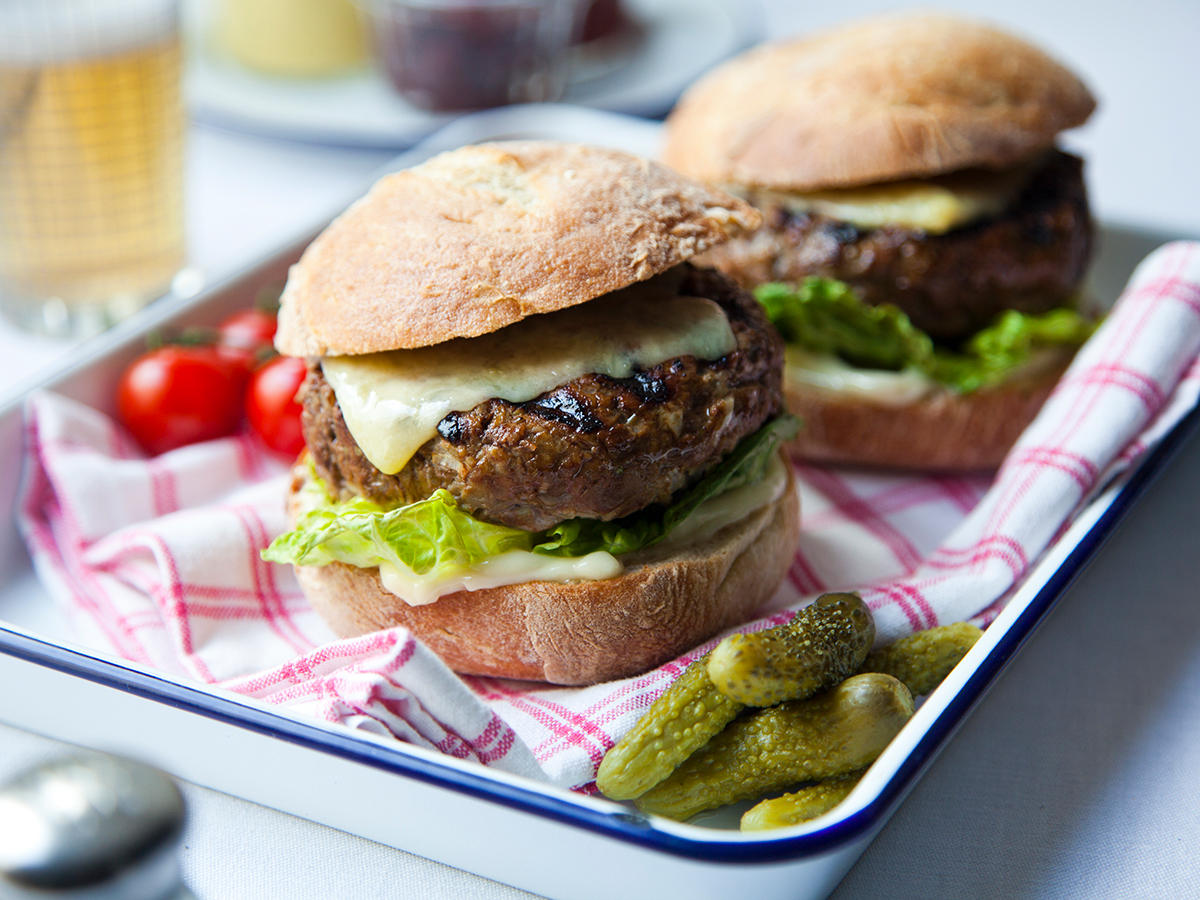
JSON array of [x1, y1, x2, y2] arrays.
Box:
[[3, 387, 1197, 865]]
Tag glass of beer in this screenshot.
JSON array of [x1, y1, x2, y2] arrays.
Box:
[[0, 0, 186, 337]]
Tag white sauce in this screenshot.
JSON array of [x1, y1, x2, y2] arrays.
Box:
[[322, 275, 737, 474], [785, 347, 936, 406], [378, 550, 623, 607]]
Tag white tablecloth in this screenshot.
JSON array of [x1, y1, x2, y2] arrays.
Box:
[[3, 1, 1200, 898]]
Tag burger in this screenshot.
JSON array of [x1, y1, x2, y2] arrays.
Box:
[[661, 13, 1098, 470], [263, 141, 800, 686]]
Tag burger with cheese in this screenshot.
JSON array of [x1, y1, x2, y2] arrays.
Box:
[[263, 141, 800, 685], [662, 13, 1098, 469]]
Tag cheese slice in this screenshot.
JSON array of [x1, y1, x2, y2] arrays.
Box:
[[322, 275, 738, 474], [379, 550, 623, 607], [785, 345, 1074, 405], [785, 347, 936, 406], [751, 164, 1034, 235]]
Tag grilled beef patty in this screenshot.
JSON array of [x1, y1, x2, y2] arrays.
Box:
[[698, 150, 1093, 342], [301, 264, 785, 531]]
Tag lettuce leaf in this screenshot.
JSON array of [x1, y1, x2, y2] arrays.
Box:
[[533, 414, 800, 557], [754, 277, 1097, 393], [926, 307, 1097, 393], [262, 488, 535, 574], [262, 415, 799, 571], [755, 278, 932, 371]]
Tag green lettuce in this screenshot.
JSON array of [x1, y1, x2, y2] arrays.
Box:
[[262, 487, 536, 575], [926, 307, 1097, 393], [534, 414, 799, 557], [756, 279, 932, 371], [754, 277, 1097, 393], [263, 415, 800, 571]]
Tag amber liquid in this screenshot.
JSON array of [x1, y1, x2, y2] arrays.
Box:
[[0, 35, 185, 327]]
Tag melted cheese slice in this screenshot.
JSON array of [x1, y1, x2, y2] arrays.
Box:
[[379, 550, 623, 607], [322, 277, 738, 474], [785, 345, 1074, 406], [753, 165, 1034, 235], [785, 347, 936, 406]]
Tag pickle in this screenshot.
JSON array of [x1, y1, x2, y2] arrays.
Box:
[[740, 770, 864, 831], [635, 673, 913, 820], [596, 655, 744, 801], [861, 621, 983, 697], [706, 592, 876, 707]]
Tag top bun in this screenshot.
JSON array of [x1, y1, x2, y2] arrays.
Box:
[[662, 13, 1096, 192], [276, 141, 761, 357]]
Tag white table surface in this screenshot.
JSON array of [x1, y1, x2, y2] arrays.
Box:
[[3, 1, 1200, 898]]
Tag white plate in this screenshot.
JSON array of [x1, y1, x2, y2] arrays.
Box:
[[184, 0, 760, 148]]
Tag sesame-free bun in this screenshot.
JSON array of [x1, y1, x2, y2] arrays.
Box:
[[662, 13, 1096, 192], [276, 141, 761, 358], [783, 353, 1073, 471], [291, 458, 801, 686]]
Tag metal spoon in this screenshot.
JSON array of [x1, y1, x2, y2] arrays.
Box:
[[0, 751, 193, 899]]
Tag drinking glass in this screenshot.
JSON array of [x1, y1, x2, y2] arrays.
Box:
[[0, 0, 186, 337], [368, 0, 576, 112]]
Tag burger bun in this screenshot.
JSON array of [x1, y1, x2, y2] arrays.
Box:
[[289, 458, 801, 685]]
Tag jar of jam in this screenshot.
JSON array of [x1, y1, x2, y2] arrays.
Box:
[[369, 0, 576, 112], [574, 0, 626, 43]]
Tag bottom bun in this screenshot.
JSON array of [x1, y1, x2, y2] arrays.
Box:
[[293, 459, 801, 685], [784, 356, 1072, 471]]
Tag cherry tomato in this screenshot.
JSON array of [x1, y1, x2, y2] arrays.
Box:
[[217, 308, 277, 352], [246, 356, 307, 457], [117, 346, 251, 455]]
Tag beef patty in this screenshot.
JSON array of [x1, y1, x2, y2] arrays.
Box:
[[698, 150, 1093, 343], [301, 264, 785, 531]]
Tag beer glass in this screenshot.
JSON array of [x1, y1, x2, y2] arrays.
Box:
[[0, 0, 186, 337]]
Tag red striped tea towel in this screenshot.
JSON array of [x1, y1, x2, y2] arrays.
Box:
[[17, 241, 1200, 790]]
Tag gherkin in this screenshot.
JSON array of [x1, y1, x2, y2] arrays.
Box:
[[740, 770, 865, 831], [596, 654, 744, 801], [635, 673, 913, 821], [861, 621, 982, 697], [706, 592, 876, 707]]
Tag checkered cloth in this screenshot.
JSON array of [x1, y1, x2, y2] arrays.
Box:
[[18, 241, 1200, 790]]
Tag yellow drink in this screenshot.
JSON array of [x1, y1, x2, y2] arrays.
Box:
[[0, 0, 185, 335]]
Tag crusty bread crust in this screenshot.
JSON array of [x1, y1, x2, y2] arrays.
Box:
[[275, 141, 761, 358], [292, 459, 800, 685], [662, 12, 1095, 192], [783, 357, 1071, 471]]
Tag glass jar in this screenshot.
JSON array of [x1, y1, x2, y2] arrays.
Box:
[[215, 0, 369, 77], [368, 0, 576, 111]]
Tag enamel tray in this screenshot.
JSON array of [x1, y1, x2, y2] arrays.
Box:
[[0, 106, 1192, 900]]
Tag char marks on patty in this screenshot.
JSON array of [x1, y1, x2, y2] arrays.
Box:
[[301, 264, 785, 531]]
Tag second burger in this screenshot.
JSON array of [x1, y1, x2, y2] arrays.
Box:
[[264, 141, 800, 686], [663, 13, 1101, 470]]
